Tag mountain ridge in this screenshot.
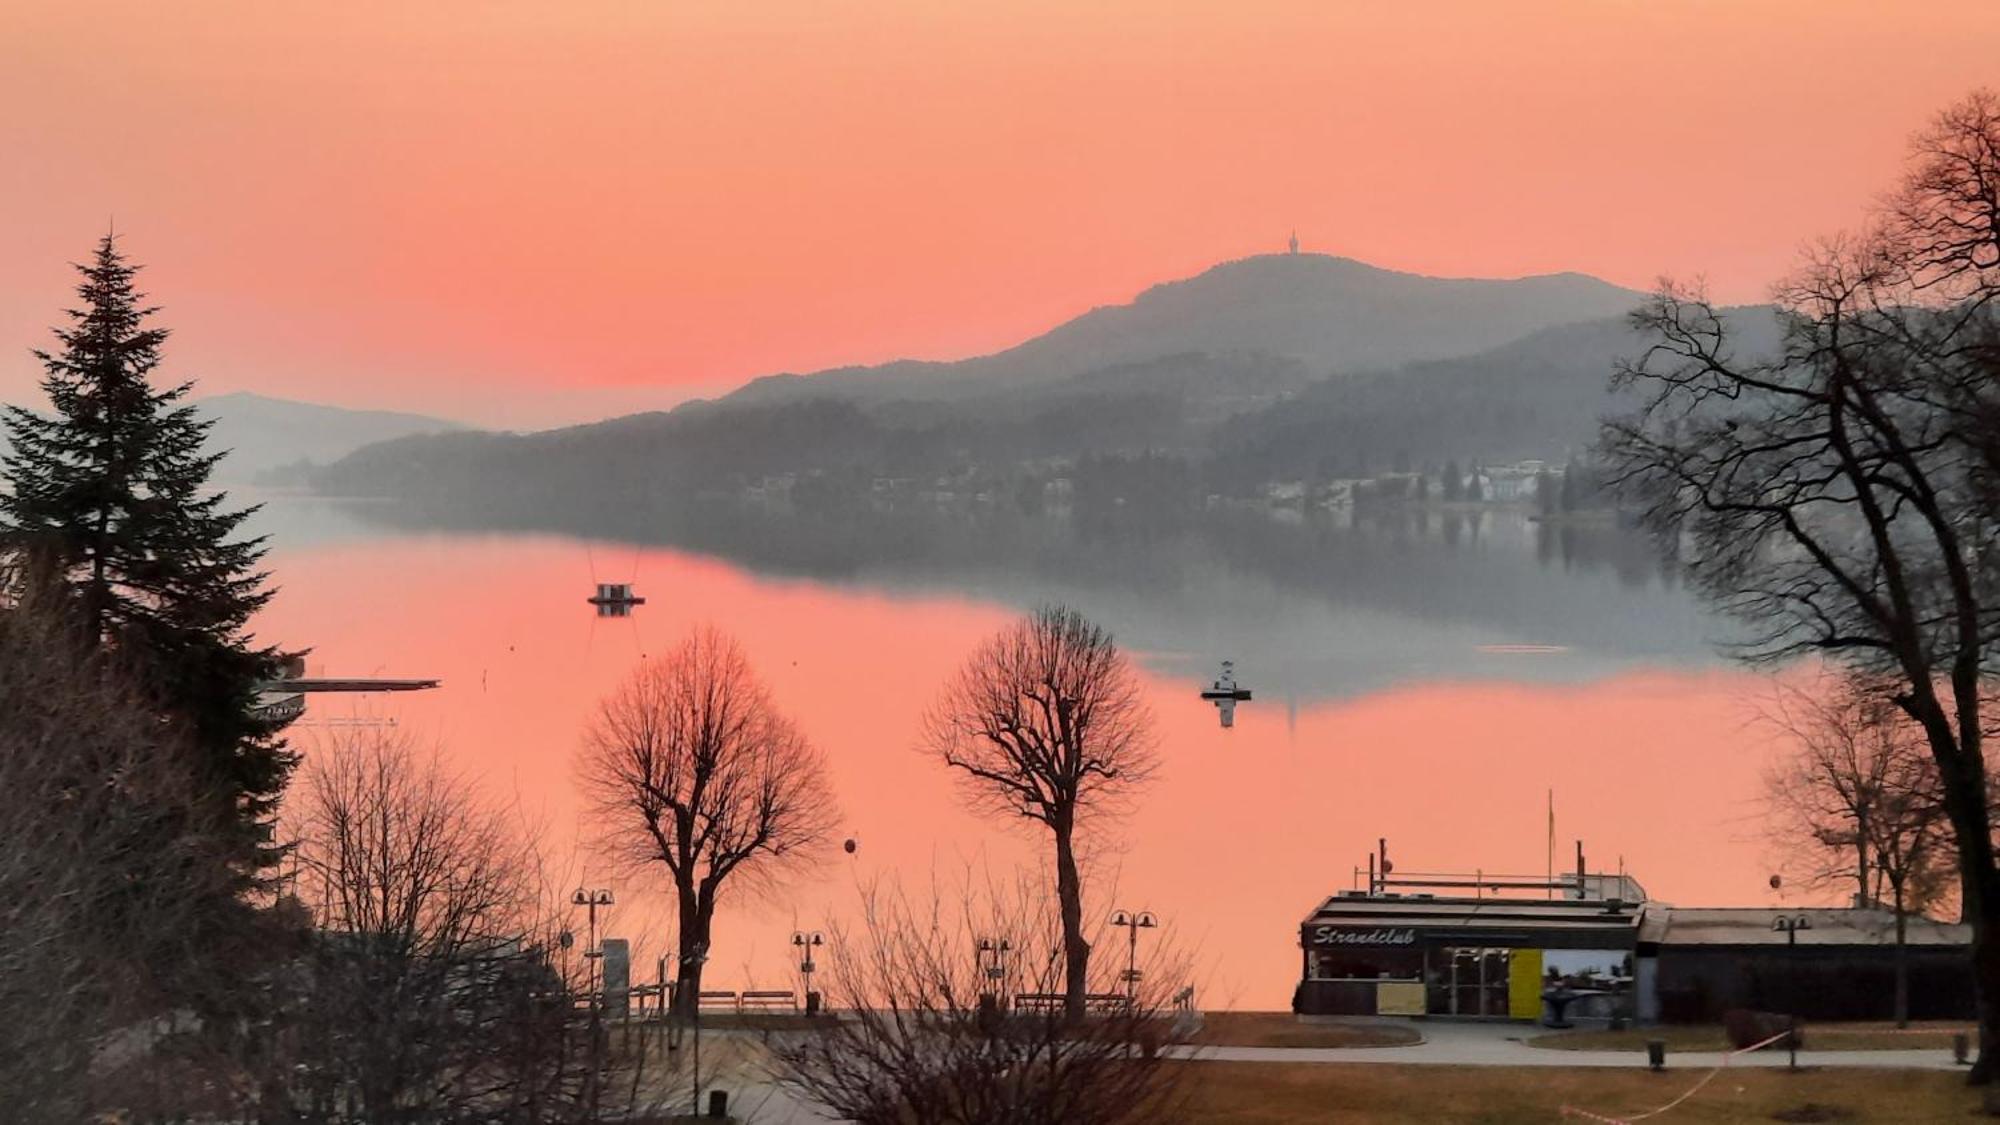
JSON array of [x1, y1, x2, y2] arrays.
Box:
[[303, 253, 1686, 518], [720, 253, 1647, 408], [191, 391, 466, 482]]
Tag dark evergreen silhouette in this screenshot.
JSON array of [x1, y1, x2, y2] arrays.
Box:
[[1, 235, 293, 904]]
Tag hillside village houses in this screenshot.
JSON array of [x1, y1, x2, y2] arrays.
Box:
[[1269, 459, 1560, 511], [741, 456, 1568, 516]]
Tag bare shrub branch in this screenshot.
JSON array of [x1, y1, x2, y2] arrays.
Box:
[[768, 872, 1196, 1125]]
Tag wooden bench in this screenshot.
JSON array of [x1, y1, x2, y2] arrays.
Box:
[[738, 989, 799, 1013], [696, 990, 738, 1011]]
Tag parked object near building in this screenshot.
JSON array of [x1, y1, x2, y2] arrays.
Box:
[[600, 938, 631, 1013]]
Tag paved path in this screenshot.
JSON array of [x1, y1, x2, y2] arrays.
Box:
[[1178, 1019, 1964, 1071]]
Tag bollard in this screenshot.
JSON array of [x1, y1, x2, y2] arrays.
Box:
[[707, 1088, 729, 1118], [1646, 1039, 1666, 1072], [805, 990, 822, 1017], [1956, 1032, 1971, 1066]]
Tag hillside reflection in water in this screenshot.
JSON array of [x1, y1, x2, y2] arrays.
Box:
[[252, 500, 1782, 1008]]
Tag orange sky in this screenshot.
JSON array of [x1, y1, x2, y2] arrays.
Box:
[[4, 2, 1998, 426]]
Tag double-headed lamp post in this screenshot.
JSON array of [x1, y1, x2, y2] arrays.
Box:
[[1110, 910, 1158, 1001], [1771, 913, 1812, 1070], [571, 887, 614, 999], [792, 930, 825, 1013], [976, 936, 1013, 1010]]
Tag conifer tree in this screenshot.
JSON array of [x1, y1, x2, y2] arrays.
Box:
[[1, 235, 293, 901]]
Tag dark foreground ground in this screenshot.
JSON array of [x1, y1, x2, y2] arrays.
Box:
[[1180, 1063, 1982, 1123]]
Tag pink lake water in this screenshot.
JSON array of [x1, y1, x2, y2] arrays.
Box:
[[252, 501, 1800, 1009]]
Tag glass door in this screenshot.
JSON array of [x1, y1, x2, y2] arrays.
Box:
[[1442, 947, 1516, 1016], [1450, 949, 1482, 1015], [1482, 949, 1513, 1017]]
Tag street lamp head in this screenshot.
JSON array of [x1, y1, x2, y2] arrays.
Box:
[[1111, 910, 1132, 926], [572, 888, 589, 906], [1137, 911, 1158, 928]]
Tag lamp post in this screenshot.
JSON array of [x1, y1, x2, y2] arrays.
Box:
[[568, 887, 612, 1110], [1771, 913, 1811, 1070], [1110, 910, 1158, 1001], [976, 936, 1013, 1013], [570, 887, 614, 1002], [792, 930, 825, 1014]]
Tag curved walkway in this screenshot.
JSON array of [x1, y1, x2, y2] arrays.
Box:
[[1178, 1019, 1963, 1071]]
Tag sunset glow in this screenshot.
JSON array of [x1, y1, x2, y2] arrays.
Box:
[[8, 4, 2000, 1104], [6, 2, 1998, 423]]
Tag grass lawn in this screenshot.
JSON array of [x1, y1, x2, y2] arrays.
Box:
[[1528, 1021, 1972, 1053], [1193, 1013, 1422, 1049], [1178, 1062, 1984, 1123]]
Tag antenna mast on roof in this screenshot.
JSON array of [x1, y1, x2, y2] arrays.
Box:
[[1547, 790, 1555, 901]]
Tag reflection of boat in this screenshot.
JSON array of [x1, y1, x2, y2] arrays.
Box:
[[1200, 660, 1253, 729], [587, 582, 646, 617]]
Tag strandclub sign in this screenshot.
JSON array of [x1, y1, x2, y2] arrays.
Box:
[[1310, 926, 1418, 947]]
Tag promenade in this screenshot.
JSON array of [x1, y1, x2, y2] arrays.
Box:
[[1178, 1018, 1965, 1071]]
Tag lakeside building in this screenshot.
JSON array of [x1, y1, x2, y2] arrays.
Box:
[[1294, 857, 1973, 1024]]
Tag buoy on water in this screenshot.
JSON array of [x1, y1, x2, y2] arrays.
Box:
[[1199, 660, 1254, 729], [587, 582, 646, 618]]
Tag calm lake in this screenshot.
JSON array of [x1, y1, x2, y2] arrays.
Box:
[[249, 497, 1790, 1009]]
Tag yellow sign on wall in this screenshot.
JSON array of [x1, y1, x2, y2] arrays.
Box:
[[1377, 980, 1425, 1016], [1508, 949, 1545, 1020]]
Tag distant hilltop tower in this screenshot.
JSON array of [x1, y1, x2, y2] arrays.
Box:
[[1288, 230, 1300, 255]]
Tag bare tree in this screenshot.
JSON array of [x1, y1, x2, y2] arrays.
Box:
[[262, 728, 673, 1123], [580, 626, 837, 1019], [924, 605, 1158, 1022], [0, 565, 242, 1123], [768, 874, 1195, 1125], [1602, 90, 2000, 1078], [1766, 674, 1956, 1025]]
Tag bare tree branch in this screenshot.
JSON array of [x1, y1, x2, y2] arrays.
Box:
[[923, 604, 1159, 1022], [579, 626, 838, 1018]]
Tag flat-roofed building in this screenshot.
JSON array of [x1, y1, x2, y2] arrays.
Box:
[[1639, 907, 1973, 1022], [1297, 892, 1642, 1019], [1295, 892, 1973, 1023]]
